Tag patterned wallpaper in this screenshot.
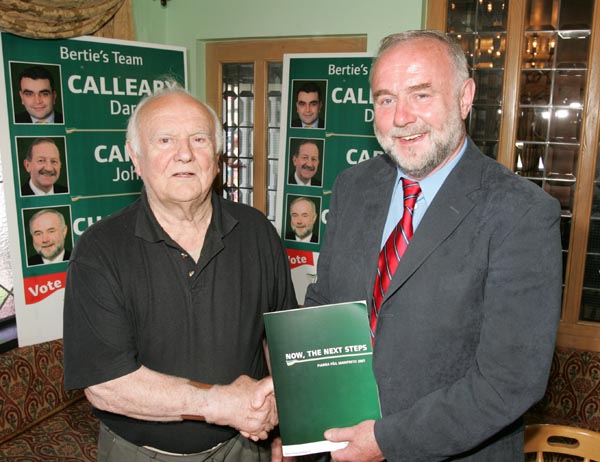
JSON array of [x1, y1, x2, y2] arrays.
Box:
[[526, 346, 600, 432]]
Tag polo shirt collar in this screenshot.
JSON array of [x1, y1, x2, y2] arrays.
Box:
[[134, 189, 239, 245]]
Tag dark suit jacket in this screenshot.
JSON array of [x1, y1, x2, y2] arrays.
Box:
[[291, 117, 324, 128], [21, 181, 68, 196], [15, 111, 63, 124], [28, 249, 71, 266], [305, 139, 562, 462], [287, 171, 322, 187], [285, 230, 318, 243]]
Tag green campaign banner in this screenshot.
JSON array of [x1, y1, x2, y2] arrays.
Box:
[[276, 53, 383, 303], [0, 33, 186, 345]]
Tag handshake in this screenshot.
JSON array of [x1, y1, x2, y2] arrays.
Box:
[[184, 374, 279, 442]]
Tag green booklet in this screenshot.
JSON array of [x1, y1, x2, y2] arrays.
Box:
[[264, 300, 381, 457]]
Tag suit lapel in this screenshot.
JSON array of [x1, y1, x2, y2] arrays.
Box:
[[383, 142, 484, 303], [360, 156, 398, 300]]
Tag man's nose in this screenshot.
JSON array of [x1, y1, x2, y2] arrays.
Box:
[[393, 102, 416, 126], [175, 138, 193, 161]]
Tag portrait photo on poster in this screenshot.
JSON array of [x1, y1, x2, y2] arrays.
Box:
[[284, 194, 322, 245], [22, 205, 73, 267], [290, 79, 327, 130], [9, 61, 65, 125], [15, 136, 70, 197], [287, 137, 324, 188]]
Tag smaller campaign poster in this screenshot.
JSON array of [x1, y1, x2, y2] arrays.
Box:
[[276, 53, 384, 304]]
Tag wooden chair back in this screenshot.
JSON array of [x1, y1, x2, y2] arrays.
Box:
[[525, 424, 600, 462]]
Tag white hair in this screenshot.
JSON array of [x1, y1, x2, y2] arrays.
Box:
[[126, 82, 224, 157]]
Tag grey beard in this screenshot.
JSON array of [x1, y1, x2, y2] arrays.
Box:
[[38, 244, 64, 260], [375, 123, 465, 179], [293, 228, 312, 239]]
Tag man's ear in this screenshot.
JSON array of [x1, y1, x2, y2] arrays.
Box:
[[459, 78, 476, 120], [126, 141, 142, 177]]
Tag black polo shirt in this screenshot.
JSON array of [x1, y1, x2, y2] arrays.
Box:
[[64, 191, 297, 453]]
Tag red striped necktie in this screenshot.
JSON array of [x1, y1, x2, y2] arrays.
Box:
[[370, 178, 421, 342]]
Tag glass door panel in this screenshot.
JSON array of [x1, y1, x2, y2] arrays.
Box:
[[221, 63, 254, 207], [558, 0, 594, 29], [447, 0, 509, 159], [220, 62, 282, 223], [581, 142, 600, 322], [266, 62, 282, 222], [516, 0, 593, 292]]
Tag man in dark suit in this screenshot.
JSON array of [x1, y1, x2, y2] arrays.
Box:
[[291, 82, 325, 129], [27, 209, 71, 266], [15, 65, 64, 124], [21, 138, 68, 196], [288, 139, 322, 187], [285, 196, 319, 243], [305, 30, 562, 462]]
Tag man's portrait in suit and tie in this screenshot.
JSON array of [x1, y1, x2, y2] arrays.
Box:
[[25, 207, 72, 266], [290, 80, 327, 129], [284, 195, 320, 244], [11, 63, 64, 124], [18, 137, 69, 196], [287, 138, 323, 187]]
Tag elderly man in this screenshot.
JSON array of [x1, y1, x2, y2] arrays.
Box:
[[21, 137, 68, 196], [63, 86, 296, 462], [27, 208, 70, 266], [15, 65, 63, 124], [306, 30, 562, 462]]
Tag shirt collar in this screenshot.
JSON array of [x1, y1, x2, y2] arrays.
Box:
[[134, 189, 238, 245], [29, 179, 54, 195], [295, 233, 313, 242], [396, 137, 468, 206], [294, 171, 311, 185], [31, 112, 55, 124]]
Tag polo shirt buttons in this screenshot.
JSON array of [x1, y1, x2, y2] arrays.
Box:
[[181, 252, 188, 258], [188, 270, 195, 277]]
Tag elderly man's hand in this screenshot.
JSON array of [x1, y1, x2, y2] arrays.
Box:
[[206, 375, 278, 440]]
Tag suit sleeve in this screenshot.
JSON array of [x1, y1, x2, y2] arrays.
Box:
[[304, 174, 343, 307]]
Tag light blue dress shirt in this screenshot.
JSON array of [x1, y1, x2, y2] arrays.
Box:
[[380, 139, 468, 249]]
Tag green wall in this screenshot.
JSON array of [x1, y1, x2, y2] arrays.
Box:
[[133, 0, 426, 98]]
